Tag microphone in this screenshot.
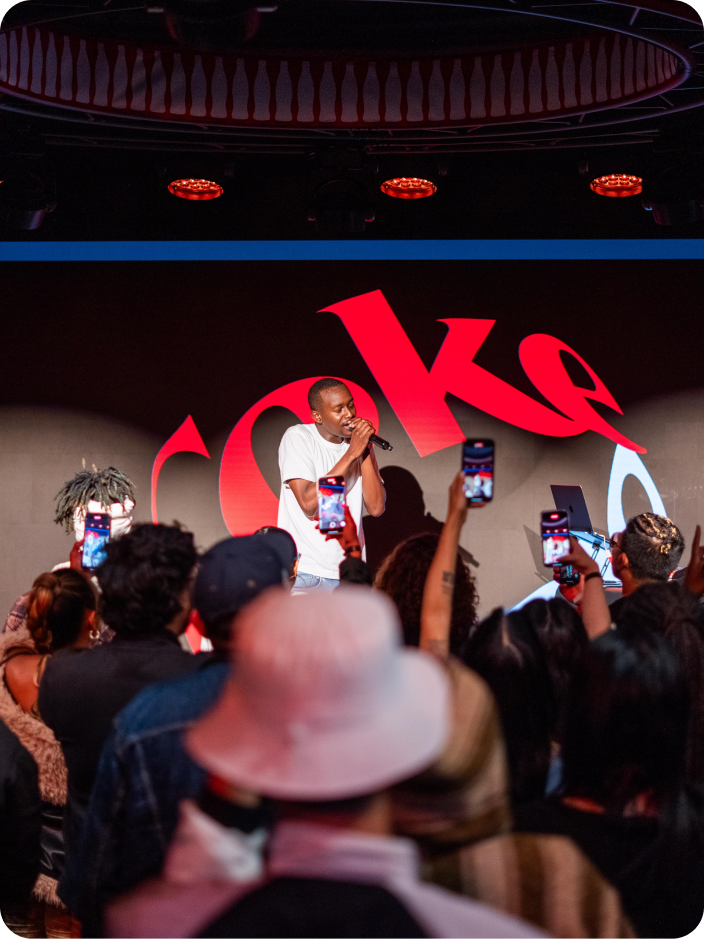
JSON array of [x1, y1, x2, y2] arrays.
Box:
[[370, 433, 393, 452]]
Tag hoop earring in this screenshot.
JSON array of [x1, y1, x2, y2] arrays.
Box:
[[89, 626, 100, 642]]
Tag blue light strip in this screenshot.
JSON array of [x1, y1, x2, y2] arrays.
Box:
[[0, 239, 702, 261]]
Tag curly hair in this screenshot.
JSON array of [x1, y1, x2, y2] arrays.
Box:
[[374, 533, 477, 657], [54, 466, 136, 533], [96, 523, 197, 638], [25, 570, 97, 654], [620, 512, 684, 581]]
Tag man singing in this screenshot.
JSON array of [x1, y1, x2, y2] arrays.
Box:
[[278, 378, 385, 592]]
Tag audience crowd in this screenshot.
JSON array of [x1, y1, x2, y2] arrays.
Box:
[[1, 461, 704, 939]]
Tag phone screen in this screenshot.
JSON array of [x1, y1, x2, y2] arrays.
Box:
[[541, 510, 571, 566], [83, 512, 111, 570], [462, 439, 494, 504], [318, 477, 346, 533]]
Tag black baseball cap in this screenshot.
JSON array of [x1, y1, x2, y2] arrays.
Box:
[[253, 526, 298, 575], [194, 536, 286, 625]]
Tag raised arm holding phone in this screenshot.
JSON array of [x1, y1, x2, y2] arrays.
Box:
[[277, 378, 385, 592]]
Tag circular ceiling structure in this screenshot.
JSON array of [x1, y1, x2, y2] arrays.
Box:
[[0, 0, 701, 153]]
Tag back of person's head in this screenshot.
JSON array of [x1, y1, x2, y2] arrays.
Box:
[[97, 523, 196, 638], [194, 535, 292, 645], [25, 569, 96, 653], [187, 587, 450, 802], [562, 626, 689, 813], [522, 598, 588, 738], [617, 581, 704, 785], [620, 513, 684, 582], [375, 533, 477, 657], [464, 607, 556, 804]]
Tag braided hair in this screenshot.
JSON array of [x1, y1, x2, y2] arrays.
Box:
[[54, 466, 136, 533], [25, 570, 97, 654], [621, 512, 684, 581]]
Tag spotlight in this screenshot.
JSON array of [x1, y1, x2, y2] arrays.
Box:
[[168, 178, 224, 201], [380, 177, 437, 200], [308, 149, 376, 234], [590, 175, 643, 198]]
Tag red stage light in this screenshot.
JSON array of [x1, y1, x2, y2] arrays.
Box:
[[589, 174, 643, 198], [380, 177, 437, 200], [168, 178, 223, 201]]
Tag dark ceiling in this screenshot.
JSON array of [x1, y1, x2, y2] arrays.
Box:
[[0, 0, 702, 239]]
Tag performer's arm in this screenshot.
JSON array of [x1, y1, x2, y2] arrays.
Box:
[[360, 444, 385, 517], [287, 421, 378, 519]]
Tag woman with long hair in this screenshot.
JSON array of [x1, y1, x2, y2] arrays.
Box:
[[0, 569, 97, 938]]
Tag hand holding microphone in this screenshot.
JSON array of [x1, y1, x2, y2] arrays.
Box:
[[345, 418, 393, 457]]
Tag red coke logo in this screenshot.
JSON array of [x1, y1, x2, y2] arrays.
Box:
[[152, 289, 644, 534]]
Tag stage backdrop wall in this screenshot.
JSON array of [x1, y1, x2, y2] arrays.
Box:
[[1, 257, 703, 619]]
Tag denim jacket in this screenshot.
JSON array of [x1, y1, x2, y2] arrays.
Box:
[[59, 656, 229, 935]]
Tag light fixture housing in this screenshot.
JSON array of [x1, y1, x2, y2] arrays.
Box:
[[589, 174, 643, 198], [168, 178, 224, 201], [380, 177, 437, 200]]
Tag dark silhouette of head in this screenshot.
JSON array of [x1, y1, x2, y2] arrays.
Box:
[[521, 598, 588, 742], [464, 607, 556, 805], [562, 625, 689, 813], [615, 581, 704, 785], [97, 523, 197, 637]]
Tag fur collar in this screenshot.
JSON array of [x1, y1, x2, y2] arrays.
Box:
[[0, 627, 67, 805]]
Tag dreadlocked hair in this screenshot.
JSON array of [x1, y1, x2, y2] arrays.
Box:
[[54, 466, 136, 533]]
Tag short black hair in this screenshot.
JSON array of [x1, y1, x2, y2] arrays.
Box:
[[97, 523, 197, 638], [621, 512, 684, 581], [308, 378, 348, 411]]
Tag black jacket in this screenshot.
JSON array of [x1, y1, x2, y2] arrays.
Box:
[[0, 718, 41, 907], [199, 877, 426, 938], [38, 632, 199, 864]]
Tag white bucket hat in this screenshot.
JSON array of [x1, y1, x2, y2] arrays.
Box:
[[187, 585, 450, 800]]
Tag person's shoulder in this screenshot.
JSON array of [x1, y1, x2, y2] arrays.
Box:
[[42, 644, 94, 676], [398, 879, 546, 937], [281, 423, 314, 445], [115, 661, 229, 738]]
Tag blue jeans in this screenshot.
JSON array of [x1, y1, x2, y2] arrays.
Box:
[[293, 572, 339, 593]]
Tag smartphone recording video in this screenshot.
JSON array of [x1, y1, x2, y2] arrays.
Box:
[[318, 476, 346, 534], [462, 439, 494, 504], [83, 512, 111, 570], [541, 510, 571, 567]]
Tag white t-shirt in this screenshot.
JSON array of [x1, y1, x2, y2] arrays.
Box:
[[278, 424, 364, 579]]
